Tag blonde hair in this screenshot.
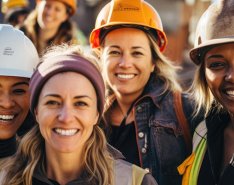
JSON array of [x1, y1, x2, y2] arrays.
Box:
[[1, 45, 114, 185], [147, 35, 181, 93], [190, 62, 221, 117]]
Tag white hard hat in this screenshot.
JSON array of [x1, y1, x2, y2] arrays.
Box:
[[0, 24, 39, 78]]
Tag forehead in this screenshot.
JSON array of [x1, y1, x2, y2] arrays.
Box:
[[40, 72, 96, 96], [0, 76, 29, 85], [43, 0, 66, 7], [104, 27, 150, 46], [204, 43, 234, 61]]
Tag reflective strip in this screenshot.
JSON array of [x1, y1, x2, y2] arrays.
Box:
[[193, 120, 207, 152], [178, 121, 207, 185], [189, 137, 207, 185]]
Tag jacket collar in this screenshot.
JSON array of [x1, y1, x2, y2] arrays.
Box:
[[107, 143, 125, 159], [139, 73, 168, 107]]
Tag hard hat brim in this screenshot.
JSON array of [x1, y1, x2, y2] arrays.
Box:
[[90, 21, 167, 52], [190, 37, 234, 65], [0, 69, 32, 78]]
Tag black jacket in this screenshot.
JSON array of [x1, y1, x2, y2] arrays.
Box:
[[198, 109, 234, 185]]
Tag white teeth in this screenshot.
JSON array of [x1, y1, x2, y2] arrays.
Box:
[[0, 115, 14, 120], [226, 90, 234, 96], [54, 128, 78, 136], [117, 74, 135, 79]]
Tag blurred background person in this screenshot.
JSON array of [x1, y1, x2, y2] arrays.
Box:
[[20, 0, 87, 55], [1, 0, 30, 27]]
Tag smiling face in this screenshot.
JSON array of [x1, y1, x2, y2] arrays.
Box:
[[101, 28, 155, 99], [204, 43, 234, 114], [35, 72, 99, 154], [0, 76, 30, 140], [37, 0, 68, 31]]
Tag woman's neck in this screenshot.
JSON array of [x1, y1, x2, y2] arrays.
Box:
[[0, 136, 17, 158], [114, 91, 142, 115], [39, 27, 58, 42], [45, 147, 84, 185], [110, 92, 141, 125]]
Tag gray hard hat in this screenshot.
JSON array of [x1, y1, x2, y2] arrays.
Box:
[[190, 0, 234, 65]]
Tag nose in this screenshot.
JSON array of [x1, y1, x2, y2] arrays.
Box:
[[0, 93, 15, 109], [44, 6, 53, 16], [118, 53, 133, 68], [225, 66, 234, 82], [58, 105, 74, 123]]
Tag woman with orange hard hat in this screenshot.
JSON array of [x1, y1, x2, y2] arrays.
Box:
[[90, 0, 203, 185], [20, 0, 87, 55]]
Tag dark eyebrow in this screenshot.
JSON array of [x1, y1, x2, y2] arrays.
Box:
[[74, 95, 92, 100], [206, 54, 224, 59], [132, 46, 143, 49], [13, 82, 29, 87], [109, 45, 144, 50], [109, 45, 120, 49], [44, 94, 92, 100], [44, 94, 60, 98]]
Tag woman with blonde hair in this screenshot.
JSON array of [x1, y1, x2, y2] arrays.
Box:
[[89, 0, 203, 184], [0, 44, 157, 185]]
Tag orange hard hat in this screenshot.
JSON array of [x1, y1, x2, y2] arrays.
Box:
[[89, 0, 167, 52], [36, 0, 77, 16], [1, 0, 29, 13]]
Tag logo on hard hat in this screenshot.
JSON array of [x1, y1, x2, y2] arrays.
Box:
[[114, 3, 139, 12], [3, 47, 14, 56]]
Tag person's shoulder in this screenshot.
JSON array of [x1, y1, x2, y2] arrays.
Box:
[[132, 164, 158, 185], [141, 173, 158, 185], [114, 159, 158, 185]]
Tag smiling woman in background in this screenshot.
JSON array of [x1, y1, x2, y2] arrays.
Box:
[[20, 0, 86, 55]]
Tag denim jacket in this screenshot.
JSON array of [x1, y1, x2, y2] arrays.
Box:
[[104, 74, 203, 185]]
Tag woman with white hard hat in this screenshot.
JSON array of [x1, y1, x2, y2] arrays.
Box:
[[0, 24, 39, 165], [178, 0, 234, 184]]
